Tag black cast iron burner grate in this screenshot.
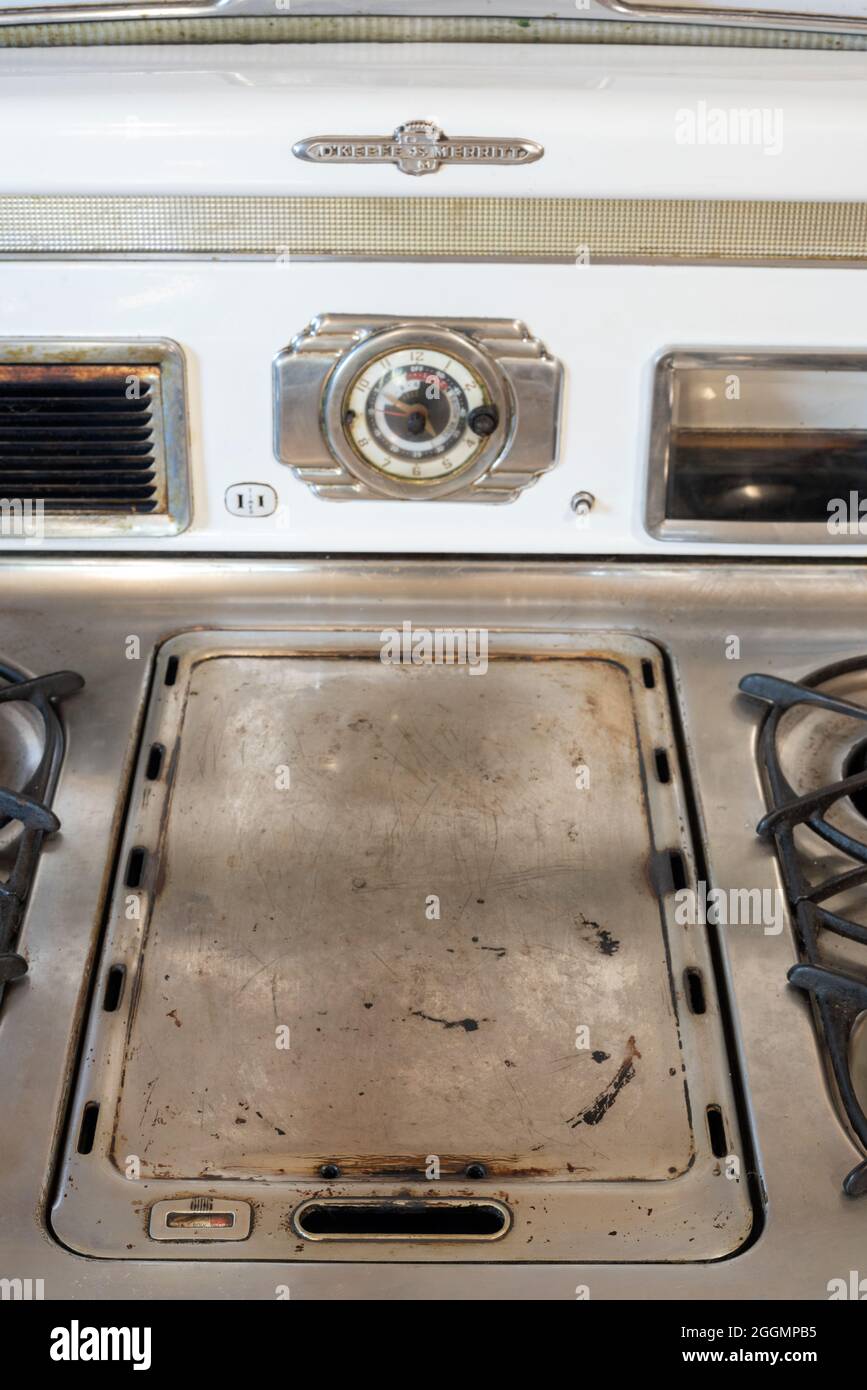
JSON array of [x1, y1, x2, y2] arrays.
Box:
[[741, 660, 867, 1199], [0, 661, 83, 998]]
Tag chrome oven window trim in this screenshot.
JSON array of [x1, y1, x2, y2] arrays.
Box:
[[646, 347, 867, 545], [0, 337, 191, 538]]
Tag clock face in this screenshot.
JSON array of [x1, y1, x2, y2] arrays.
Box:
[[342, 346, 495, 482]]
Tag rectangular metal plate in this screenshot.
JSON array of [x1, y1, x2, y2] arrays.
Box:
[[53, 630, 753, 1262], [148, 1197, 252, 1241]]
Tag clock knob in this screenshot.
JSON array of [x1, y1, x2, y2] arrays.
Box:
[[468, 405, 499, 438]]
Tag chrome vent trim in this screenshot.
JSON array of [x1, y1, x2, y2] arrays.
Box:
[[2, 196, 867, 265], [0, 340, 190, 537]]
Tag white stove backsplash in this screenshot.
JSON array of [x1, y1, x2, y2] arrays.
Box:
[[1, 41, 866, 554], [1, 261, 866, 556]]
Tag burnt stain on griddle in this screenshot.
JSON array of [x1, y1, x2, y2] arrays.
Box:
[[576, 911, 620, 956], [409, 1010, 486, 1032], [308, 1153, 546, 1182], [567, 1035, 641, 1128]]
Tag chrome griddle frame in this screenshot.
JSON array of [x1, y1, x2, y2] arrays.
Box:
[[51, 629, 752, 1264]]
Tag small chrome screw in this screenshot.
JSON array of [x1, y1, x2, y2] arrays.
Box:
[[570, 491, 595, 516]]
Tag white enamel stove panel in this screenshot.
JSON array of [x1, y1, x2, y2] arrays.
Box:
[[0, 42, 866, 553]]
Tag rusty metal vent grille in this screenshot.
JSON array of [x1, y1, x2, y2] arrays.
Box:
[[0, 365, 162, 513], [0, 341, 190, 537]]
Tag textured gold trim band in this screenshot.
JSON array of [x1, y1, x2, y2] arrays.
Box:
[[0, 16, 865, 49], [3, 196, 867, 264]]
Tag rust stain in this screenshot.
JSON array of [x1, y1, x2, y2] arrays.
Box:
[[0, 360, 149, 381], [205, 1151, 550, 1181]]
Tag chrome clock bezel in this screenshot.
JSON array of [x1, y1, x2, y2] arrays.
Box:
[[321, 324, 513, 501]]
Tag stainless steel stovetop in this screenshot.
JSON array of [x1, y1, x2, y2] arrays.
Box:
[[1, 556, 866, 1300]]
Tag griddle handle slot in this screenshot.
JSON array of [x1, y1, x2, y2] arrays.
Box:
[[292, 1197, 511, 1242]]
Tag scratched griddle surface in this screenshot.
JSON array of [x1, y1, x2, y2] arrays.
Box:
[[114, 654, 692, 1182]]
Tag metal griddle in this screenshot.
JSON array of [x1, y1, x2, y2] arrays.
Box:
[[53, 630, 753, 1261]]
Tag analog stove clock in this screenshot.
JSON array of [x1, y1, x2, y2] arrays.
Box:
[[274, 316, 562, 503]]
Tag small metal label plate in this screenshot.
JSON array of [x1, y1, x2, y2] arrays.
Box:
[[293, 121, 543, 177], [149, 1197, 252, 1241]]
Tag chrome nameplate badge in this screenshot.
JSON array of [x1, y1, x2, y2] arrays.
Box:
[[293, 120, 543, 178]]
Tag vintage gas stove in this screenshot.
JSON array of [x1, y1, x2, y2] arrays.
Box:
[[2, 0, 867, 1306]]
